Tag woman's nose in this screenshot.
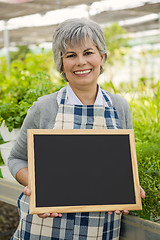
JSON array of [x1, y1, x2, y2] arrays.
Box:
[[76, 55, 87, 66]]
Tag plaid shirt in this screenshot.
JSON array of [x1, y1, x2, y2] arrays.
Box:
[[12, 88, 122, 240]]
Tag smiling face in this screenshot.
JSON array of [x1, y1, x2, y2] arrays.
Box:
[[62, 38, 105, 91]]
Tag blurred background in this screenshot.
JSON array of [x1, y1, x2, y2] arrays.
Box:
[[0, 0, 160, 86], [0, 0, 160, 239]]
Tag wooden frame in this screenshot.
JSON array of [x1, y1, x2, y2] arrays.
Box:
[[27, 129, 142, 214]]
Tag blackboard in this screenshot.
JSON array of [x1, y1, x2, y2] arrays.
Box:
[[27, 129, 142, 214]]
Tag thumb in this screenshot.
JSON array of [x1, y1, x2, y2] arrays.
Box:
[[140, 186, 145, 199], [23, 185, 31, 196]]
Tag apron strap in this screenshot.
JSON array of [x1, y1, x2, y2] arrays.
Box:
[[101, 90, 113, 108], [60, 88, 67, 104]]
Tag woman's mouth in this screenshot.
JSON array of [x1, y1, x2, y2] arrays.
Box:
[[74, 69, 92, 76]]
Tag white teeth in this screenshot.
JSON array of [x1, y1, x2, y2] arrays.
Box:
[[74, 70, 91, 75]]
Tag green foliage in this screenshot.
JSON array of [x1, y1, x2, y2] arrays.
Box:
[[129, 81, 160, 221], [135, 141, 160, 220], [10, 45, 31, 62], [100, 80, 121, 94], [0, 154, 4, 166], [0, 57, 9, 97], [0, 52, 67, 131], [0, 134, 4, 145], [102, 79, 160, 221], [0, 71, 66, 131], [104, 23, 129, 66], [24, 51, 54, 74], [0, 169, 3, 178], [131, 81, 160, 141]]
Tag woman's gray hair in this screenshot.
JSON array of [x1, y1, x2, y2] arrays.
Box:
[[52, 18, 107, 80]]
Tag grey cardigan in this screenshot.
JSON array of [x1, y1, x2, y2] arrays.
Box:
[[8, 91, 132, 179]]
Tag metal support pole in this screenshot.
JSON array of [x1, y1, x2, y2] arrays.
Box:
[[3, 21, 10, 66]]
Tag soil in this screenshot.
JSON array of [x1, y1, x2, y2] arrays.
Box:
[[0, 201, 19, 240]]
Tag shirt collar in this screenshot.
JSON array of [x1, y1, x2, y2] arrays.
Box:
[[67, 84, 104, 105]]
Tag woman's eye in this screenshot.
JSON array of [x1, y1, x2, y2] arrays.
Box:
[[66, 54, 76, 58], [84, 51, 93, 56]]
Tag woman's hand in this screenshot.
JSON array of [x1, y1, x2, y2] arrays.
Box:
[[108, 185, 145, 216], [140, 186, 145, 199], [23, 186, 62, 218], [108, 209, 129, 215]]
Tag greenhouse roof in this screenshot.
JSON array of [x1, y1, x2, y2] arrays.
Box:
[[0, 25, 58, 47], [0, 0, 99, 21], [0, 0, 160, 48], [91, 2, 160, 23]]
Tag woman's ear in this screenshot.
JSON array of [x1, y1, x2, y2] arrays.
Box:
[[100, 54, 106, 66]]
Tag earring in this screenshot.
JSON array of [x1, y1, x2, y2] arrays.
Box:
[[100, 66, 104, 74]]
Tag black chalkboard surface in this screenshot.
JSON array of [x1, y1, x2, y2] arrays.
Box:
[[27, 129, 142, 214]]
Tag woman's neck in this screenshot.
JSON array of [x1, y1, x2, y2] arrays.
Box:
[[69, 84, 98, 105]]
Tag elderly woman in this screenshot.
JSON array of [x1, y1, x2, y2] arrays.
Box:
[[8, 18, 145, 240]]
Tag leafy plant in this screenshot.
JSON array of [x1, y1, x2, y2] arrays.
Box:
[[0, 168, 3, 178], [0, 50, 67, 131], [129, 81, 160, 220], [100, 80, 121, 94], [131, 81, 160, 142], [0, 153, 4, 166], [0, 71, 66, 131], [135, 141, 160, 220], [10, 45, 31, 62], [102, 79, 160, 221]]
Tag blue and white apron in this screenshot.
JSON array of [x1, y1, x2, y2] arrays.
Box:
[[12, 88, 122, 240]]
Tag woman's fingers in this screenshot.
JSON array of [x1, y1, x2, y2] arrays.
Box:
[[57, 213, 62, 217], [23, 186, 31, 196], [108, 211, 121, 215], [115, 210, 121, 215], [38, 212, 62, 218], [140, 186, 145, 199], [108, 210, 121, 215], [108, 186, 145, 216], [108, 211, 113, 215], [50, 212, 61, 218], [108, 210, 129, 215], [123, 209, 129, 215], [23, 186, 62, 219], [38, 213, 51, 218]]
